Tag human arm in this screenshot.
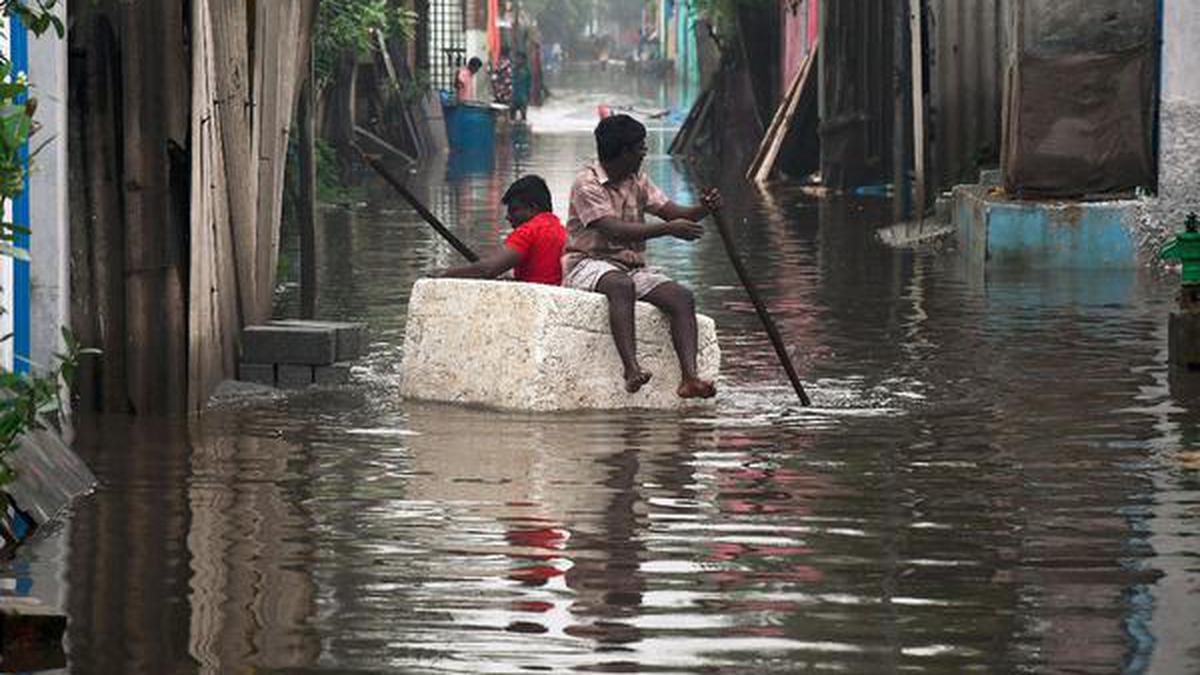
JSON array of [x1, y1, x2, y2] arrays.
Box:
[[651, 187, 723, 222], [572, 177, 704, 243], [588, 215, 703, 242], [432, 247, 522, 279]]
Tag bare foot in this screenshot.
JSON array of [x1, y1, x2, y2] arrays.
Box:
[[625, 369, 652, 393], [677, 378, 716, 399]]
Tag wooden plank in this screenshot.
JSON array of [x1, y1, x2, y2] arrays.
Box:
[[211, 0, 258, 327], [910, 0, 927, 216], [670, 86, 714, 156], [747, 41, 818, 184], [189, 0, 240, 411], [254, 0, 311, 321], [81, 16, 129, 412], [748, 51, 805, 181], [119, 0, 189, 414]]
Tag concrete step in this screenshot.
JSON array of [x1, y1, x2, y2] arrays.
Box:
[[268, 319, 365, 361]]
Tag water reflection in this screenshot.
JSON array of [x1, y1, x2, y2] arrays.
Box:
[[27, 69, 1200, 673]]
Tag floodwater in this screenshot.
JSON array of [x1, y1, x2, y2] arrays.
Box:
[[14, 70, 1200, 674]]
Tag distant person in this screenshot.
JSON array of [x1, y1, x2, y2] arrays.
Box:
[[434, 175, 566, 285], [511, 52, 532, 121], [492, 47, 513, 105], [562, 114, 721, 398], [455, 57, 482, 102]]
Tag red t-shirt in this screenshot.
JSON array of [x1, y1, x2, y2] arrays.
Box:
[[505, 212, 567, 285]]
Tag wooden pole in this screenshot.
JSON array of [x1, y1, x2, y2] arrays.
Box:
[[909, 0, 926, 218], [892, 0, 911, 222], [711, 209, 810, 406], [298, 50, 318, 319], [357, 148, 480, 262], [746, 41, 817, 185]]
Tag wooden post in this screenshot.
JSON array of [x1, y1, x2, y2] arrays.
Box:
[[892, 0, 911, 221], [909, 0, 926, 218], [298, 50, 317, 319]]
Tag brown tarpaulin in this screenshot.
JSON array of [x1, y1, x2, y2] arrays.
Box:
[[1003, 46, 1154, 197]]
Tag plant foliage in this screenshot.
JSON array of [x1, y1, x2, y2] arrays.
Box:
[[314, 0, 417, 89], [0, 0, 88, 488]]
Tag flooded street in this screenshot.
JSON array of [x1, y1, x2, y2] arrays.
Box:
[[25, 71, 1200, 673]]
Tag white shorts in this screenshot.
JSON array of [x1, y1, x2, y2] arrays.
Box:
[[562, 257, 672, 299]]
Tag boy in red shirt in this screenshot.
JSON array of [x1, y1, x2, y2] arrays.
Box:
[[434, 175, 566, 284]]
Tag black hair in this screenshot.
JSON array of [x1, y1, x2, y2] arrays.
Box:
[[595, 114, 646, 163], [502, 175, 552, 213], [468, 56, 483, 70]]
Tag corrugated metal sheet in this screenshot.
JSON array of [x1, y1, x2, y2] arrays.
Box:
[[819, 0, 895, 189], [926, 0, 1009, 193]]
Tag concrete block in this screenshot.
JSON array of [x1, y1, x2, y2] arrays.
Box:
[[242, 324, 336, 365], [978, 168, 1002, 187], [277, 364, 315, 388], [399, 279, 720, 411], [238, 362, 276, 386], [269, 320, 365, 361], [315, 362, 352, 385], [953, 184, 1137, 269]]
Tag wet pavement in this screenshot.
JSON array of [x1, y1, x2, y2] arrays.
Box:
[[9, 70, 1200, 673]]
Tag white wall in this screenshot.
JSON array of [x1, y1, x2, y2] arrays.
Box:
[[1137, 1, 1200, 257], [0, 21, 12, 372], [27, 0, 68, 370]]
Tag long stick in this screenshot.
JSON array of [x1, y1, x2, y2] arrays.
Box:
[[711, 210, 811, 406], [909, 0, 926, 219], [357, 147, 480, 262]]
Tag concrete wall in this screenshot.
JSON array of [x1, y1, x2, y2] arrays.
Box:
[[1144, 0, 1200, 256], [28, 1, 68, 371], [1019, 0, 1155, 57]]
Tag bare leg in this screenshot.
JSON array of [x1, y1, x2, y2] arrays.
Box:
[[643, 282, 715, 398], [597, 271, 651, 392]]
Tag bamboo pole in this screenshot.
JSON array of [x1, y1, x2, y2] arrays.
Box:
[[747, 41, 818, 185], [711, 209, 810, 406], [358, 149, 480, 262]]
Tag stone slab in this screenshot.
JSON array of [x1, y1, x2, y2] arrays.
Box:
[[242, 324, 336, 365], [277, 364, 315, 388], [269, 320, 365, 361], [315, 363, 352, 385], [399, 279, 720, 411], [238, 362, 276, 386]]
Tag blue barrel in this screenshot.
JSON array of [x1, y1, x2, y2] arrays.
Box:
[[442, 97, 499, 176]]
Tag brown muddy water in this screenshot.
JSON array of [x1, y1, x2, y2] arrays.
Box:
[[12, 73, 1200, 674]]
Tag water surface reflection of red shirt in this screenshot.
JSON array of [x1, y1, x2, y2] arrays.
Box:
[[505, 212, 567, 285]]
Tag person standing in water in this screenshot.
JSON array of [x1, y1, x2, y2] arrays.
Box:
[[511, 52, 532, 121]]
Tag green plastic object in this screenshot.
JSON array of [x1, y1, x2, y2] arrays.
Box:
[[1160, 212, 1200, 284]]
